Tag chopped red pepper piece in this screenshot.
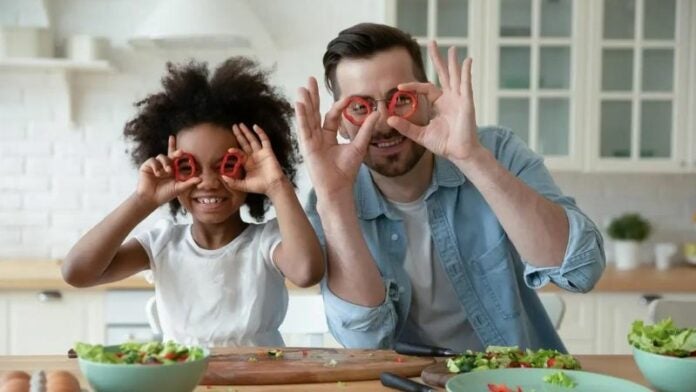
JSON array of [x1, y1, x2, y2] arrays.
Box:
[[394, 356, 404, 363], [174, 152, 197, 181], [220, 150, 245, 179], [547, 358, 557, 368]]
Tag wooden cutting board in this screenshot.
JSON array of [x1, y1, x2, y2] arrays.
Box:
[[420, 362, 454, 388], [203, 347, 435, 385]]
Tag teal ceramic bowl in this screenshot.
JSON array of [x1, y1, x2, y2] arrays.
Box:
[[633, 347, 696, 392], [78, 346, 209, 392]]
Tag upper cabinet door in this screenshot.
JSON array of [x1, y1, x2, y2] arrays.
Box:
[[387, 0, 485, 125], [485, 0, 585, 171], [588, 0, 691, 172]]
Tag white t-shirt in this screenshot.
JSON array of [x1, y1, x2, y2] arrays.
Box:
[[390, 197, 483, 352], [135, 218, 287, 348]]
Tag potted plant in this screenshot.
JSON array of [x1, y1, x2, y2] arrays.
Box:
[[607, 213, 651, 270]]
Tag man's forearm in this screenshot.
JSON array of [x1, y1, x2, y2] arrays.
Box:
[[316, 191, 386, 306], [454, 149, 569, 267]]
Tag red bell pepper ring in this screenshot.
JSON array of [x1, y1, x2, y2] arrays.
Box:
[[487, 384, 523, 392], [220, 150, 245, 179], [342, 90, 419, 126], [174, 152, 197, 182]]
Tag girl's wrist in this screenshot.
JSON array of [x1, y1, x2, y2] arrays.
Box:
[[265, 176, 293, 200]]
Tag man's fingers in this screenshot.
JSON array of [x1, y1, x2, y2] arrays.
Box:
[[428, 41, 450, 91]]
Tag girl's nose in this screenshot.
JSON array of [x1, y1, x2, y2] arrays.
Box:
[[196, 168, 221, 189]]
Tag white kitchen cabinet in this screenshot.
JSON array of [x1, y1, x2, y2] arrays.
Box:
[[485, 0, 586, 171], [555, 292, 696, 354], [280, 293, 340, 348], [587, 0, 693, 172], [388, 0, 696, 173], [1, 290, 105, 355]]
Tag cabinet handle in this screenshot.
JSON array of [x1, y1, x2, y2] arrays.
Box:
[[38, 290, 63, 302], [640, 294, 662, 305]]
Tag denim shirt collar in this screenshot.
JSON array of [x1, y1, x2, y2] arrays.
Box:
[[355, 155, 467, 220]]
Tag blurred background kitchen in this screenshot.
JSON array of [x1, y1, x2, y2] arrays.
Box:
[[0, 0, 695, 357]]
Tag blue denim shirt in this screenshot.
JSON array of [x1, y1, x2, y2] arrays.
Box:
[[306, 126, 605, 351]]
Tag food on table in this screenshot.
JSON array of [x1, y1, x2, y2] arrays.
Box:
[[74, 341, 205, 365], [487, 384, 522, 392], [447, 346, 581, 373], [543, 371, 577, 388], [267, 349, 284, 358], [628, 319, 696, 357], [46, 370, 81, 391]]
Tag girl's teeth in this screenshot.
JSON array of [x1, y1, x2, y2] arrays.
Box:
[[198, 198, 221, 204]]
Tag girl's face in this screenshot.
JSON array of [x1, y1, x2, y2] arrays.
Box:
[[175, 123, 246, 225]]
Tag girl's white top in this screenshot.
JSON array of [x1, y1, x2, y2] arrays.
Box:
[[136, 218, 286, 347]]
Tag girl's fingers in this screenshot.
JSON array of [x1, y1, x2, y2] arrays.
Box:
[[252, 124, 272, 149], [155, 154, 172, 173], [144, 157, 165, 177], [239, 123, 262, 151], [428, 40, 450, 91], [220, 176, 249, 193], [167, 135, 176, 156], [174, 176, 201, 192], [233, 125, 254, 155]]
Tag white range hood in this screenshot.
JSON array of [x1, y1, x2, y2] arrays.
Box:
[[129, 0, 273, 50]]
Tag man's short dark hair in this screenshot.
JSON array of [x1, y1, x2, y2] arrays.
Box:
[[323, 23, 427, 97]]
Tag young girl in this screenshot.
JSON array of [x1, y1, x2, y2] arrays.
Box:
[[62, 58, 324, 347]]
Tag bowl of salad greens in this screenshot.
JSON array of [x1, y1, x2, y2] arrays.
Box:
[[628, 319, 696, 392], [75, 341, 209, 392]]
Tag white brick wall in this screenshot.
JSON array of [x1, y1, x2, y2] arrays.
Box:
[[0, 0, 382, 259], [2, 0, 694, 266]]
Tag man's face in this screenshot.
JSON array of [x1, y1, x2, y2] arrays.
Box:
[[335, 47, 429, 177]]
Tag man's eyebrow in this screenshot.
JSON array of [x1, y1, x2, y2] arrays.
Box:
[[350, 87, 400, 99]]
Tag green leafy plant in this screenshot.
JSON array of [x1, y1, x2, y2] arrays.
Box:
[[607, 213, 651, 241]]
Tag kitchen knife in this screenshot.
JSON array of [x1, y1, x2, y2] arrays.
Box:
[[380, 372, 436, 392], [394, 342, 457, 357]]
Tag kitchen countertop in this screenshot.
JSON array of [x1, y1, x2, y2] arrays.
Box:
[[0, 354, 649, 391], [539, 264, 696, 293], [2, 260, 695, 293], [0, 260, 319, 293]]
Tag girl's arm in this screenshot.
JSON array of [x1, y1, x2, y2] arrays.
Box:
[[267, 178, 324, 287], [62, 194, 156, 287], [224, 124, 324, 287], [62, 136, 201, 287]]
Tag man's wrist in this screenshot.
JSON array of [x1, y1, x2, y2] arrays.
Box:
[[452, 147, 496, 177]]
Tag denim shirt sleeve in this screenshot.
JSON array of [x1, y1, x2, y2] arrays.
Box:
[[305, 190, 399, 348], [484, 127, 606, 293]]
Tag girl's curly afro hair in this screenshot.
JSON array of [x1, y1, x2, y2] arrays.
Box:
[[123, 57, 299, 221]]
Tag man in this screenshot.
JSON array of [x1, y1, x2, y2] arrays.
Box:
[[294, 23, 604, 352]]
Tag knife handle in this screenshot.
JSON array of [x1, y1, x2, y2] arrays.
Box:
[[380, 372, 435, 392], [394, 342, 456, 357]]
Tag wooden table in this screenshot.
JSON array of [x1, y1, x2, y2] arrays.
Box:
[[0, 354, 650, 391]]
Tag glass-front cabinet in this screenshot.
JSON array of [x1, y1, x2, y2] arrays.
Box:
[[588, 0, 691, 172], [387, 0, 485, 123], [388, 0, 694, 172], [486, 0, 584, 170]]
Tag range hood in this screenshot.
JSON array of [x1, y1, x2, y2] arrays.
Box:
[[129, 0, 273, 50]]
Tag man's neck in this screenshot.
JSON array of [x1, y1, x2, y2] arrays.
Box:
[[370, 151, 434, 203]]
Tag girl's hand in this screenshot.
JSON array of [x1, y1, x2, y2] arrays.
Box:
[[135, 135, 201, 206], [221, 123, 288, 196], [295, 77, 378, 199], [387, 42, 484, 166]]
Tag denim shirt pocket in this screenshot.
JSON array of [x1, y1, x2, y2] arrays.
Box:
[[471, 235, 522, 320]]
